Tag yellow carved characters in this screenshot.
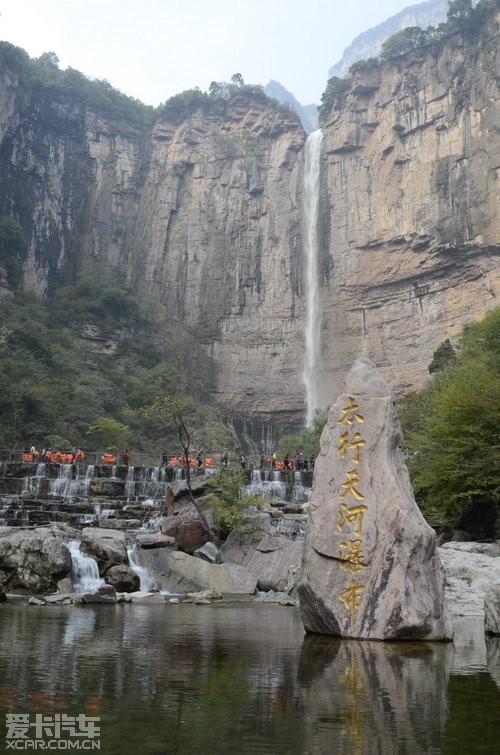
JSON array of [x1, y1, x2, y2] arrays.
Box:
[[336, 395, 370, 626]]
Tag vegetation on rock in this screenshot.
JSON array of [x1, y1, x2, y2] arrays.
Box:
[[318, 0, 500, 124], [0, 43, 155, 127], [0, 274, 217, 453], [398, 307, 500, 527], [0, 217, 26, 291], [277, 409, 328, 460], [207, 468, 266, 539]]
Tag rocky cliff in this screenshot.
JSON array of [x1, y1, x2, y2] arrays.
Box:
[[0, 12, 498, 437], [0, 70, 307, 436], [316, 13, 499, 407]]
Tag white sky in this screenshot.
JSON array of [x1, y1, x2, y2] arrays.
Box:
[[0, 0, 414, 106]]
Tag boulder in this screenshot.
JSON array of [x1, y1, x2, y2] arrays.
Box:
[[0, 527, 72, 593], [80, 527, 128, 571], [105, 564, 140, 593], [127, 591, 165, 604], [135, 548, 257, 594], [97, 519, 142, 530], [255, 591, 297, 606], [98, 583, 117, 598], [79, 593, 116, 604], [184, 589, 223, 602], [44, 593, 74, 604], [193, 542, 220, 564], [438, 542, 500, 618], [57, 577, 74, 594], [28, 596, 46, 606], [484, 581, 500, 635], [220, 513, 303, 592], [161, 497, 214, 553], [136, 533, 176, 549], [298, 358, 452, 640], [166, 475, 211, 503]]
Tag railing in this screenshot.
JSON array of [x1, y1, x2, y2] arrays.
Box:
[[0, 449, 231, 468], [0, 449, 316, 472]]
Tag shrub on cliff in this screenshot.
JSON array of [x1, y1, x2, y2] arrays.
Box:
[[318, 77, 351, 124], [0, 216, 26, 291], [277, 408, 328, 460], [399, 307, 500, 527], [208, 468, 266, 540]]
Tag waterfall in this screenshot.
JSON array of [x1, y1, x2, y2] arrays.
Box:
[[22, 462, 47, 495], [302, 128, 323, 426], [291, 471, 312, 503], [50, 464, 75, 497], [68, 540, 104, 594], [127, 544, 157, 591], [124, 466, 135, 499], [243, 469, 286, 501]]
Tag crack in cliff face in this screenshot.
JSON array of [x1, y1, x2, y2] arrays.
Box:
[[0, 18, 499, 434]]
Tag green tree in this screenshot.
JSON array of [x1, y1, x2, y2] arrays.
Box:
[[380, 27, 430, 60], [207, 468, 266, 539], [277, 408, 328, 460], [230, 73, 245, 88], [400, 308, 500, 525], [144, 395, 232, 538], [0, 216, 26, 290], [85, 417, 132, 451], [428, 338, 457, 374], [208, 80, 222, 98], [446, 0, 474, 30], [318, 77, 350, 124]]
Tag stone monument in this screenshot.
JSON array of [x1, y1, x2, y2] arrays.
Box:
[[298, 358, 452, 640]]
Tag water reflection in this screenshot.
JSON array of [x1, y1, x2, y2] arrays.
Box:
[[0, 604, 499, 754], [298, 636, 453, 754]]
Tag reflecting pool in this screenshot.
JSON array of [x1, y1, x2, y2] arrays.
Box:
[[0, 601, 499, 754]]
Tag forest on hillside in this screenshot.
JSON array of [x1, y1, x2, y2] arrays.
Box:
[[0, 216, 231, 456], [1, 220, 497, 534]]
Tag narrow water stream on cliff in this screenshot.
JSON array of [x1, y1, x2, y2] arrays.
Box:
[[0, 603, 499, 754], [303, 128, 323, 427]]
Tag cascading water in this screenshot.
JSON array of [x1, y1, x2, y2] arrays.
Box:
[[68, 540, 104, 594], [244, 469, 286, 501], [50, 464, 77, 497], [22, 462, 47, 495], [127, 543, 158, 591], [291, 470, 312, 503], [302, 128, 323, 427]]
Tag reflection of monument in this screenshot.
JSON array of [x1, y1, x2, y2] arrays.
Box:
[[297, 635, 453, 754], [298, 358, 452, 639]]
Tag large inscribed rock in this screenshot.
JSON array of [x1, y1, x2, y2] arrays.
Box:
[[298, 358, 452, 640]]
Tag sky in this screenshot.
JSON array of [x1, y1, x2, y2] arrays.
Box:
[[0, 0, 416, 107]]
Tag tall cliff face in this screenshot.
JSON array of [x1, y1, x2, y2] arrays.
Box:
[[0, 15, 498, 437], [317, 16, 499, 407], [0, 76, 307, 433]]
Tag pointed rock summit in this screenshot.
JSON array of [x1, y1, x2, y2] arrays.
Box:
[[298, 358, 452, 640]]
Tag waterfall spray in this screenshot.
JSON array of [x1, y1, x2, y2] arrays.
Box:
[[302, 129, 323, 426]]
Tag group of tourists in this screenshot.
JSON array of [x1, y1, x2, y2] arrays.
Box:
[[161, 453, 214, 469], [259, 452, 315, 472], [23, 446, 86, 464], [99, 450, 131, 466], [21, 446, 312, 472]]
